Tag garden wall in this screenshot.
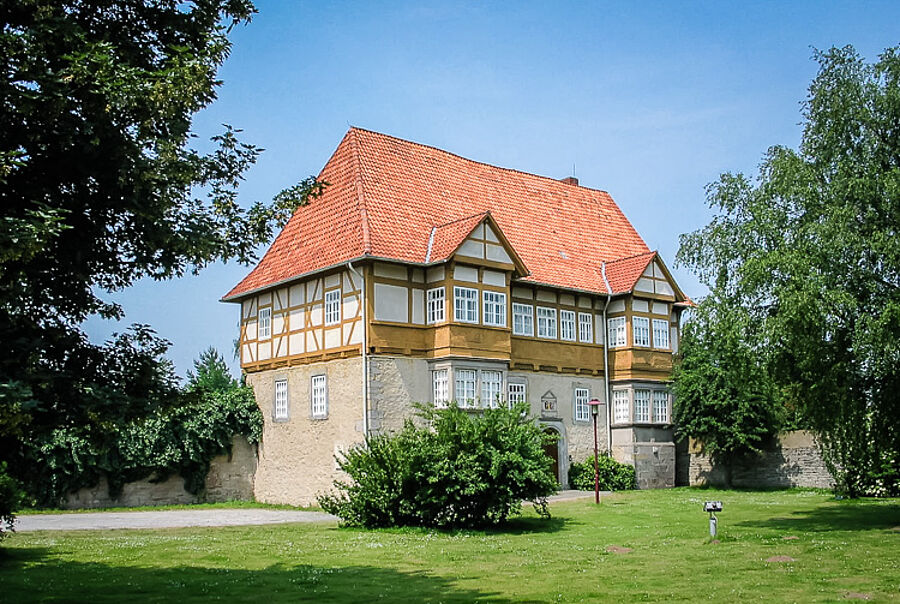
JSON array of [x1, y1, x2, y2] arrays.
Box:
[[676, 430, 834, 489], [62, 435, 257, 509]]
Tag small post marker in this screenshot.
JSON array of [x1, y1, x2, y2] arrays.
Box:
[[704, 501, 722, 538]]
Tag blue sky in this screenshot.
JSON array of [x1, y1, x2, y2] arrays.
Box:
[[82, 1, 900, 378]]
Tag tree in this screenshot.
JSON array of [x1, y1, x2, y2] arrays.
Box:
[[319, 404, 557, 529], [186, 347, 237, 393], [677, 45, 900, 496], [671, 298, 781, 486], [0, 2, 322, 500]]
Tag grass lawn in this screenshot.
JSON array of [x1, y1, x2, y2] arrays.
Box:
[[2, 488, 898, 603]]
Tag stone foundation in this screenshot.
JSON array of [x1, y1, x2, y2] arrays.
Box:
[[63, 435, 257, 509], [677, 430, 834, 489]]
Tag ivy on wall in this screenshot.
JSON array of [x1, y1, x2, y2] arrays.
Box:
[[23, 386, 261, 507]]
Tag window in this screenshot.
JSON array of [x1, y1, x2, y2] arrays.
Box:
[[508, 382, 526, 409], [574, 388, 590, 422], [653, 319, 670, 349], [324, 289, 341, 325], [454, 286, 478, 323], [560, 310, 576, 341], [607, 316, 626, 348], [427, 287, 445, 324], [613, 390, 630, 423], [482, 291, 507, 327], [512, 303, 534, 336], [634, 389, 650, 423], [274, 379, 288, 420], [578, 312, 593, 343], [432, 369, 449, 408], [537, 306, 557, 339], [481, 370, 503, 408], [311, 375, 327, 418], [653, 390, 669, 423], [633, 317, 650, 347], [258, 307, 271, 340], [455, 369, 477, 407]]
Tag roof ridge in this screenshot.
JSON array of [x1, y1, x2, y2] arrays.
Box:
[[349, 128, 372, 255], [348, 127, 614, 198], [431, 211, 490, 230]]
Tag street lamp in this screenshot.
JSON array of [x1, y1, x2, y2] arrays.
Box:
[[588, 398, 603, 504]]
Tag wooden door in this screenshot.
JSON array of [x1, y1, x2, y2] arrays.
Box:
[[543, 428, 560, 484]]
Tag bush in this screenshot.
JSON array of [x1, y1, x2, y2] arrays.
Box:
[[318, 403, 558, 529], [21, 385, 262, 506], [0, 462, 23, 544], [568, 454, 636, 491]]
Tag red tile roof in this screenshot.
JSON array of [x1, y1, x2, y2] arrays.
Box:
[[427, 212, 490, 263], [604, 251, 657, 294], [224, 128, 680, 301]]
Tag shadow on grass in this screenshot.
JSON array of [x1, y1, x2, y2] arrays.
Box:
[[1, 546, 527, 603], [331, 514, 572, 538], [735, 502, 900, 533]]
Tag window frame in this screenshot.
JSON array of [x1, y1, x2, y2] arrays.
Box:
[[310, 374, 328, 419], [324, 289, 341, 326], [574, 387, 590, 422], [613, 389, 630, 424], [578, 312, 593, 343], [480, 370, 503, 408], [652, 318, 670, 349], [560, 309, 576, 342], [432, 368, 449, 408], [453, 286, 479, 324], [633, 388, 651, 423], [607, 316, 626, 348], [633, 316, 650, 347], [258, 307, 272, 340], [454, 368, 477, 408], [482, 290, 507, 327], [274, 378, 289, 421], [507, 381, 527, 410], [512, 303, 534, 336], [653, 390, 669, 423], [426, 287, 446, 324], [536, 306, 557, 339]]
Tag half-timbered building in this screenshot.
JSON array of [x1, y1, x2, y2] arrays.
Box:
[[223, 128, 691, 505]]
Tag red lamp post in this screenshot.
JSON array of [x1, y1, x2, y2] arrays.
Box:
[[588, 398, 603, 504]]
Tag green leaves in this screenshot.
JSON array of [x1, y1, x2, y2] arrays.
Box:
[[676, 45, 900, 496], [318, 403, 557, 529]]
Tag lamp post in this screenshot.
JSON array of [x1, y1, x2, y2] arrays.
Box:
[[588, 398, 603, 504]]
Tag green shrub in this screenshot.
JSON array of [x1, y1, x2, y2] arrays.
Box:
[[21, 385, 262, 506], [568, 454, 636, 491], [0, 462, 23, 543], [318, 403, 557, 529]]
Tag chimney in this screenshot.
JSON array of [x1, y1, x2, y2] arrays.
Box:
[[560, 176, 579, 186]]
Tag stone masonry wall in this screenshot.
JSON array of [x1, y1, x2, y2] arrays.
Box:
[[63, 435, 257, 509], [249, 357, 364, 507], [677, 430, 834, 488], [611, 427, 676, 489]]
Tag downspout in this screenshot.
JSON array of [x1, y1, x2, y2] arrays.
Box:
[[601, 262, 613, 455], [347, 261, 368, 438]]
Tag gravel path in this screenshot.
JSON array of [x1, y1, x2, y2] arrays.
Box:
[[15, 509, 337, 532], [14, 490, 600, 532]]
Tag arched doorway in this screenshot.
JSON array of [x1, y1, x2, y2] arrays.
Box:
[[543, 427, 561, 485]]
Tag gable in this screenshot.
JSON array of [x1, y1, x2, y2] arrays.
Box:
[[456, 222, 514, 265]]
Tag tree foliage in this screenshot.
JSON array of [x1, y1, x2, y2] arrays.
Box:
[[677, 45, 900, 496], [186, 347, 238, 393], [0, 2, 321, 500], [319, 404, 558, 529]]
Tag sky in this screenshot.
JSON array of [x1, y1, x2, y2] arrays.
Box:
[[82, 0, 900, 380]]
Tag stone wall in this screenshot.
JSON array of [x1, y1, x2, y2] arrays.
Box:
[[63, 435, 257, 509], [611, 426, 676, 489], [248, 357, 365, 507], [677, 430, 834, 489]]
